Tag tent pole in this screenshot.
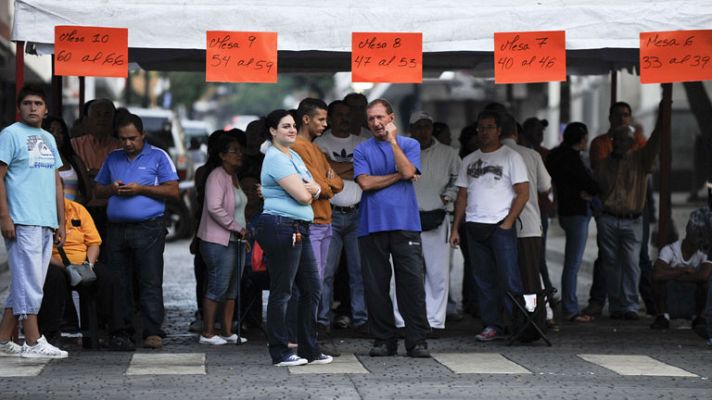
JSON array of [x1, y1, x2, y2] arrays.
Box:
[[51, 56, 63, 117], [657, 83, 673, 248], [79, 76, 86, 112], [15, 41, 25, 121], [610, 69, 618, 104]]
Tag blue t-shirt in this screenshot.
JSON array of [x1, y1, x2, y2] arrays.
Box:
[[260, 145, 314, 222], [0, 122, 62, 228], [353, 135, 421, 236], [95, 144, 179, 222]]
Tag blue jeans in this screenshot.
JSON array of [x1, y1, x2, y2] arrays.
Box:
[[559, 215, 591, 317], [318, 209, 367, 327], [106, 218, 167, 338], [199, 240, 245, 301], [255, 213, 321, 363], [466, 224, 523, 332], [597, 215, 643, 314]]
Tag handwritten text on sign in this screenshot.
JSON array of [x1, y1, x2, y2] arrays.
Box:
[[54, 26, 128, 78], [206, 31, 277, 83], [352, 33, 422, 83], [639, 30, 712, 84], [494, 31, 566, 84]]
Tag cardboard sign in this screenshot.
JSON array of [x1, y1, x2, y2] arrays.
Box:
[[494, 31, 566, 84], [54, 26, 128, 78], [352, 32, 422, 83], [640, 30, 712, 84], [206, 31, 277, 83]]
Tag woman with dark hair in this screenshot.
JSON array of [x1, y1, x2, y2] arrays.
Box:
[[43, 116, 90, 203], [254, 109, 332, 367], [546, 122, 600, 323], [195, 132, 249, 345]]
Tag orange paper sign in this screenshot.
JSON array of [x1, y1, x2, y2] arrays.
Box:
[[206, 31, 277, 83], [639, 30, 712, 84], [54, 26, 128, 78], [352, 33, 422, 83], [494, 31, 566, 84]]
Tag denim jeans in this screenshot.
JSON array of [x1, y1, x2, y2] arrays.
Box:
[[106, 218, 167, 338], [309, 224, 332, 281], [597, 215, 643, 314], [466, 223, 523, 332], [559, 215, 591, 317], [199, 240, 245, 301], [255, 213, 321, 363], [318, 209, 367, 327]]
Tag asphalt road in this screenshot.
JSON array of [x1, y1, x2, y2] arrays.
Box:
[[1, 198, 711, 399]]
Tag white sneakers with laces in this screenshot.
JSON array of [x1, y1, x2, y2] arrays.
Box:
[[0, 340, 22, 357], [199, 335, 227, 345], [220, 334, 247, 344], [20, 335, 68, 358]]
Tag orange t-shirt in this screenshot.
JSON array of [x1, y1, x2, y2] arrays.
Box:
[[291, 136, 344, 225], [52, 199, 102, 265]]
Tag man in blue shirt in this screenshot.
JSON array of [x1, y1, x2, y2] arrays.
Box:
[[353, 99, 430, 358], [95, 113, 179, 350]]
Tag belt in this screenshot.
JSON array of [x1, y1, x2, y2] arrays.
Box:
[[603, 210, 642, 219], [332, 203, 359, 213], [261, 214, 311, 228], [109, 216, 164, 226]]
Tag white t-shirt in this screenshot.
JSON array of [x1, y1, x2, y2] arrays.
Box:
[[455, 145, 529, 224], [502, 138, 551, 237], [314, 130, 368, 207], [658, 240, 709, 269], [413, 140, 461, 211]]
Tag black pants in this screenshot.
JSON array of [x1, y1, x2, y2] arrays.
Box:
[[38, 263, 123, 337], [358, 230, 429, 350]]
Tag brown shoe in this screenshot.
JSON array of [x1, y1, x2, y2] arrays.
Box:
[[143, 335, 162, 349]]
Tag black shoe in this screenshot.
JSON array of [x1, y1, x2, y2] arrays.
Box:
[[352, 322, 369, 337], [406, 343, 431, 358], [109, 335, 136, 351], [692, 316, 707, 339], [317, 323, 331, 336], [623, 311, 640, 321], [650, 315, 670, 329], [609, 312, 624, 320], [369, 343, 397, 357]]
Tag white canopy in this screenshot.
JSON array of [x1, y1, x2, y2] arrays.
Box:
[[11, 0, 712, 75]]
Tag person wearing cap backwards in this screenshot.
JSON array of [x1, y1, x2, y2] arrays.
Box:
[[592, 100, 664, 320], [407, 111, 461, 332], [353, 99, 430, 358]]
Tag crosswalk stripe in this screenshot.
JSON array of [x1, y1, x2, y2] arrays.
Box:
[[578, 354, 698, 377], [0, 357, 49, 377], [288, 353, 369, 374], [126, 353, 206, 376], [432, 352, 531, 374]]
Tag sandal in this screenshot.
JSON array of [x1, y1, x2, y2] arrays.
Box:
[[567, 314, 594, 323]]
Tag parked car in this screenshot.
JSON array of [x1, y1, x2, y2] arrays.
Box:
[[182, 119, 211, 168], [129, 107, 194, 241]]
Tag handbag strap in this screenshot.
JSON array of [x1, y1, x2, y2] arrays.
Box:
[[57, 246, 72, 267]]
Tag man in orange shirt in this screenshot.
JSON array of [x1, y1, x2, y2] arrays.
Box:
[[291, 98, 344, 354]]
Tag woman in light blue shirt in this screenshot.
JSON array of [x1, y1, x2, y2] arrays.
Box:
[[255, 109, 332, 367]]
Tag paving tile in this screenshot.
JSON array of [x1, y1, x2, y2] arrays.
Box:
[[578, 354, 698, 377], [126, 353, 205, 376], [432, 352, 531, 374]]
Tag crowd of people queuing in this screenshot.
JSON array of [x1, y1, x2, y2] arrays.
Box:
[[1, 83, 712, 365]]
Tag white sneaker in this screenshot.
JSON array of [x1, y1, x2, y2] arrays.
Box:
[[220, 334, 247, 344], [21, 336, 68, 359], [199, 335, 227, 345], [308, 353, 333, 365], [274, 354, 308, 367], [0, 340, 22, 357]]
